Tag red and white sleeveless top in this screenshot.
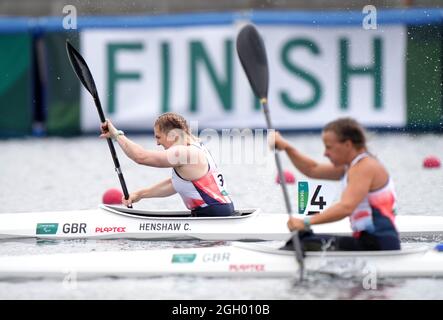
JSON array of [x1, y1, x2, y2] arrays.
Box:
[[171, 142, 232, 210], [341, 152, 398, 238]]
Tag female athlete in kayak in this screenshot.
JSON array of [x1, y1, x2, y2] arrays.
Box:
[[100, 112, 235, 217], [271, 117, 400, 251]]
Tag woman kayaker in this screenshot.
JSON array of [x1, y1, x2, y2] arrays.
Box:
[[271, 117, 400, 251], [100, 112, 235, 217]]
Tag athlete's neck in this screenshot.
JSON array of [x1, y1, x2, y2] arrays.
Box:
[[173, 134, 197, 146]]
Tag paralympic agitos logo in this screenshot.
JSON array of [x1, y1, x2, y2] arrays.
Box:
[[36, 223, 59, 235]]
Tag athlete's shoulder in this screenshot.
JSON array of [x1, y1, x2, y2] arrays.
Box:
[[348, 156, 376, 174], [350, 155, 387, 178]]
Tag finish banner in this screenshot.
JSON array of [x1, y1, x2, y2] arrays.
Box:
[[80, 24, 406, 132]]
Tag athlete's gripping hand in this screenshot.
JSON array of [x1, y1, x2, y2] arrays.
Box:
[[122, 191, 141, 207], [100, 119, 119, 139], [287, 216, 306, 231], [268, 131, 290, 151]]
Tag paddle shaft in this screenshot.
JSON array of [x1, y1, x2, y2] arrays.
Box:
[[262, 100, 292, 213], [93, 95, 132, 207], [235, 25, 304, 281], [66, 42, 132, 208], [262, 98, 304, 280]]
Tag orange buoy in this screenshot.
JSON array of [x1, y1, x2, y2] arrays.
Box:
[[276, 170, 296, 184], [423, 156, 441, 169], [102, 188, 123, 204]]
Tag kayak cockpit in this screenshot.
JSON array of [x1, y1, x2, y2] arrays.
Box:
[[101, 204, 259, 220]]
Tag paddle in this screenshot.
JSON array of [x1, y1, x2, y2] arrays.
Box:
[[66, 41, 132, 208], [236, 24, 305, 281]]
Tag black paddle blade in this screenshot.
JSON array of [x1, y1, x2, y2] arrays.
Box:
[[236, 24, 269, 100], [66, 41, 99, 100]]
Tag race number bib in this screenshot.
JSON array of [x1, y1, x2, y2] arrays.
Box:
[[297, 180, 338, 215], [213, 172, 229, 196]]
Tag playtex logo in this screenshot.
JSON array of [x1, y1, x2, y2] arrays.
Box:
[[36, 223, 59, 235], [95, 226, 126, 233]]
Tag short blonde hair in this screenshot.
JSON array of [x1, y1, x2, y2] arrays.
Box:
[[154, 112, 190, 135]]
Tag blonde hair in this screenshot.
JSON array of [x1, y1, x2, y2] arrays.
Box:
[[154, 112, 191, 135]]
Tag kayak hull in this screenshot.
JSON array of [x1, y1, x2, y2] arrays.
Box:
[[1, 204, 443, 241], [0, 242, 441, 280]]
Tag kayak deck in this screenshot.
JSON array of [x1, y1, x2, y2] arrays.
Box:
[[102, 204, 256, 219]]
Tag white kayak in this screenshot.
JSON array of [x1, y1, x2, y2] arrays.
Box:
[[1, 204, 443, 241], [0, 241, 442, 280]]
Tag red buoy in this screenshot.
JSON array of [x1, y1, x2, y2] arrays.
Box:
[[276, 170, 296, 184], [102, 188, 123, 204], [423, 156, 441, 169]]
